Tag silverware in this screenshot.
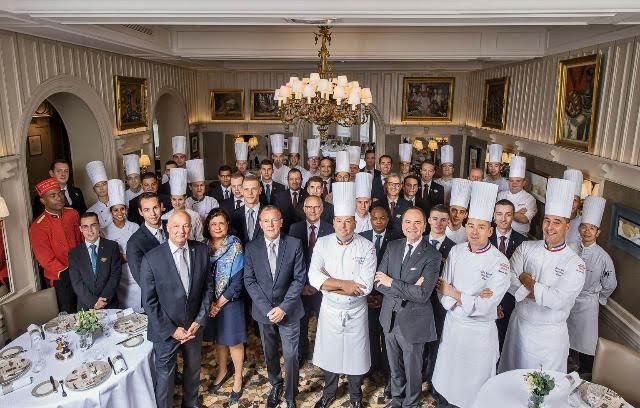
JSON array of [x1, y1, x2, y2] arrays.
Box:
[[49, 375, 57, 392], [59, 380, 67, 397], [116, 334, 141, 346], [40, 326, 45, 340], [107, 357, 116, 375]]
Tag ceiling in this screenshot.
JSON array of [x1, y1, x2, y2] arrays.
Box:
[[0, 1, 639, 70]]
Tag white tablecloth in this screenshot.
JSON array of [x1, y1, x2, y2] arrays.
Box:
[[0, 309, 156, 408], [472, 369, 567, 408]]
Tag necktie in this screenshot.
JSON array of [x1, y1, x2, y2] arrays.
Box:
[[499, 236, 507, 254], [292, 191, 298, 208], [268, 242, 277, 279], [403, 244, 414, 264], [224, 188, 230, 200], [63, 189, 70, 206], [430, 239, 439, 250], [89, 244, 97, 275], [177, 247, 190, 295], [235, 199, 241, 209], [265, 184, 271, 202], [308, 225, 317, 255], [322, 183, 329, 197], [155, 229, 165, 244], [390, 201, 397, 218], [375, 234, 382, 254], [247, 208, 255, 240], [422, 183, 429, 199]]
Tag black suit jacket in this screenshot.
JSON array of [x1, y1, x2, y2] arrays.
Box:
[[259, 180, 285, 205], [68, 238, 122, 311], [273, 189, 308, 232], [32, 185, 87, 218], [126, 222, 167, 284], [289, 220, 334, 272], [207, 183, 233, 203], [371, 173, 385, 202], [230, 205, 264, 245], [295, 199, 334, 225], [220, 196, 242, 216], [377, 238, 442, 343], [243, 234, 306, 325], [140, 240, 214, 342], [490, 229, 527, 259], [418, 180, 445, 207], [127, 193, 173, 224], [359, 229, 404, 267], [372, 196, 412, 233]]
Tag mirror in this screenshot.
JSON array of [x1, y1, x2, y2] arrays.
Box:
[[0, 220, 13, 300]]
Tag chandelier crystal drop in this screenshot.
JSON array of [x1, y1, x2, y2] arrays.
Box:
[[274, 26, 373, 141]]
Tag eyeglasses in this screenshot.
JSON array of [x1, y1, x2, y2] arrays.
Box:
[[304, 205, 322, 210], [260, 218, 282, 224]]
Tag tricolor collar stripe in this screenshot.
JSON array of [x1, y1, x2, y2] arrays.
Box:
[[544, 242, 567, 252], [468, 242, 491, 254]]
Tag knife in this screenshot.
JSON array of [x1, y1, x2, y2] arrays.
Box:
[[40, 326, 45, 340], [107, 357, 116, 375], [49, 375, 57, 392], [116, 334, 141, 346]]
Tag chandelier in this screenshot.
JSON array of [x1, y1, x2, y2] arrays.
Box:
[[274, 26, 373, 141]]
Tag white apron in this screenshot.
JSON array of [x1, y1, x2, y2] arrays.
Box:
[[567, 293, 599, 355], [313, 297, 370, 375], [117, 263, 141, 310], [433, 314, 499, 408], [499, 311, 569, 373]]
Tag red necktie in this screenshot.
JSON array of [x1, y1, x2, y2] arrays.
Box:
[[499, 236, 507, 254], [309, 225, 317, 255], [322, 182, 329, 197], [292, 191, 298, 208], [390, 201, 397, 218], [422, 183, 429, 199]]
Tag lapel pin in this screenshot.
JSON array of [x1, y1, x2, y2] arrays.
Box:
[[100, 257, 107, 262]]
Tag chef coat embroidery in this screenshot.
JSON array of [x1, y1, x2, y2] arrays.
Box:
[[554, 266, 566, 277]]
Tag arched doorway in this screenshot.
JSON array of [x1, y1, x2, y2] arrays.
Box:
[[152, 90, 188, 175]]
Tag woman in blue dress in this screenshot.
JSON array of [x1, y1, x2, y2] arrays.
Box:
[[203, 208, 246, 401]]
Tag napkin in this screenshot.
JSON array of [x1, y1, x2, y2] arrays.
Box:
[[27, 324, 41, 334], [1, 376, 33, 395]]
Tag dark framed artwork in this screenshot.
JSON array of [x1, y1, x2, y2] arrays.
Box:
[[210, 89, 244, 120], [609, 204, 640, 260], [466, 145, 483, 177], [190, 133, 199, 157], [114, 75, 148, 130], [482, 77, 510, 129], [250, 89, 279, 120], [401, 77, 455, 122], [524, 169, 548, 204], [554, 54, 601, 152], [28, 135, 42, 156]]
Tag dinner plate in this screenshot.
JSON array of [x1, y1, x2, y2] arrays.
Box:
[[31, 379, 56, 397], [121, 334, 144, 348], [65, 360, 112, 391], [0, 345, 25, 359], [0, 357, 32, 386], [43, 315, 75, 334]]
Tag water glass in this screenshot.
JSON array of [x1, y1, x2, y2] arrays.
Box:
[[31, 348, 46, 373]]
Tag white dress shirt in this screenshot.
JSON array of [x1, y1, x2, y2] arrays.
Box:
[[85, 238, 100, 258], [428, 233, 445, 250], [145, 223, 165, 243], [168, 239, 191, 293]]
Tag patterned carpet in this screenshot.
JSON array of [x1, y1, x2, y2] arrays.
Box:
[[175, 317, 437, 407]]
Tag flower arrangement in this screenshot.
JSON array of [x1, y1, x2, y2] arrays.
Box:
[[524, 368, 556, 408], [75, 309, 101, 335]]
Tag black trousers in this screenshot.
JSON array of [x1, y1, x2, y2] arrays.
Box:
[[321, 369, 363, 402], [299, 292, 321, 358], [368, 305, 389, 377], [153, 330, 203, 408], [53, 270, 77, 313], [496, 293, 515, 351], [258, 320, 300, 402], [386, 323, 425, 407]]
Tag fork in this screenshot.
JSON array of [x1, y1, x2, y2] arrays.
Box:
[[59, 380, 67, 397]]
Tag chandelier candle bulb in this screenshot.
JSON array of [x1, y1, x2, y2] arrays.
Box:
[[310, 73, 320, 84]]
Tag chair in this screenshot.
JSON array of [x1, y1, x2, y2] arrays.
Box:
[[592, 337, 640, 407], [0, 288, 59, 340]]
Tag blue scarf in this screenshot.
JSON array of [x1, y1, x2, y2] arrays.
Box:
[[210, 235, 244, 299]]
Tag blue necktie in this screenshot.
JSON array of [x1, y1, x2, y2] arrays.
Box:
[[89, 244, 98, 275], [375, 234, 382, 254], [430, 239, 439, 248], [265, 184, 271, 202]]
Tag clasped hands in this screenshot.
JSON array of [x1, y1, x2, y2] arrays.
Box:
[[518, 272, 536, 299], [436, 278, 493, 302], [374, 272, 425, 288], [172, 322, 201, 344], [208, 295, 229, 318], [267, 306, 286, 324], [94, 297, 108, 309]]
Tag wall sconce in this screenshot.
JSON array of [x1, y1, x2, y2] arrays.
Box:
[[427, 139, 439, 151], [248, 136, 259, 149], [139, 154, 151, 172], [412, 139, 424, 151], [0, 197, 9, 218], [501, 152, 514, 164]]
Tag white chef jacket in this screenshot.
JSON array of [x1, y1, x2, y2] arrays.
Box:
[[446, 225, 468, 244], [435, 177, 453, 205], [499, 240, 586, 373], [433, 242, 510, 408], [125, 188, 143, 205], [185, 195, 219, 223], [272, 164, 291, 186], [161, 208, 205, 242], [484, 176, 509, 192], [567, 215, 582, 245], [87, 200, 113, 228], [309, 233, 377, 375], [497, 189, 537, 235], [354, 212, 372, 234], [567, 242, 617, 355], [102, 220, 141, 309]]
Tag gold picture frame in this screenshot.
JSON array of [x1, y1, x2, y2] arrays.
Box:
[[114, 75, 148, 131], [554, 54, 601, 152], [210, 89, 244, 120], [482, 77, 510, 129], [401, 77, 455, 122], [250, 89, 280, 120]]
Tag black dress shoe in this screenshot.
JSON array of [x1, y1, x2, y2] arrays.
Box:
[[267, 384, 283, 408], [207, 369, 233, 394], [384, 383, 391, 399], [175, 370, 183, 385], [314, 396, 335, 408], [229, 386, 243, 401], [286, 400, 297, 408], [351, 400, 364, 408]]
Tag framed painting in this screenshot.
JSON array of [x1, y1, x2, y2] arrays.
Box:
[[114, 75, 148, 131], [28, 135, 42, 156], [210, 89, 244, 120], [609, 204, 640, 260], [525, 169, 548, 204], [482, 77, 510, 129], [401, 77, 455, 122], [250, 90, 279, 120], [554, 54, 601, 152]]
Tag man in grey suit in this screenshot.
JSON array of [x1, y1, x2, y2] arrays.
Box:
[[140, 210, 214, 408], [244, 205, 306, 408], [374, 207, 441, 408]]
